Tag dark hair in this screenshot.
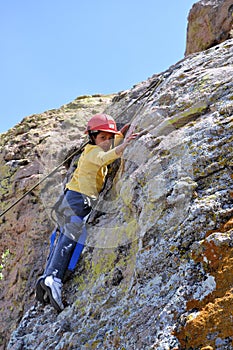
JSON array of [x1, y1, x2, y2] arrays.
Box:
[[88, 130, 100, 145]]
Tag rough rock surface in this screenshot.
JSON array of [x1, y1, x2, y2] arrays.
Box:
[[0, 94, 115, 349], [1, 27, 233, 350], [186, 0, 233, 55]]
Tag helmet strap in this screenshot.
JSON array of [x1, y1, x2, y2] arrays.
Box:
[[111, 137, 115, 149]]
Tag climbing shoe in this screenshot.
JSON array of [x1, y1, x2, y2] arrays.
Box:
[[42, 275, 64, 312], [35, 276, 49, 305]]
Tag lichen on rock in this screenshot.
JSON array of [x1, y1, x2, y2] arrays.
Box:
[[1, 12, 233, 350]]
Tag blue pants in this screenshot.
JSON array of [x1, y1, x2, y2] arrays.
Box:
[[45, 190, 92, 280]]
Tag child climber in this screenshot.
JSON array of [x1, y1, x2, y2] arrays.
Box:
[[35, 113, 136, 311]]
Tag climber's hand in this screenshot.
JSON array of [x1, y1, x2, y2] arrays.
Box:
[[120, 123, 131, 136], [115, 132, 138, 155]]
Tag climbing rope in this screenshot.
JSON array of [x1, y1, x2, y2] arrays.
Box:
[[0, 77, 163, 219], [0, 141, 89, 218], [117, 77, 163, 120], [126, 78, 164, 135]]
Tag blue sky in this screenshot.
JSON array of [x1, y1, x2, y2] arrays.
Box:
[[0, 0, 196, 133]]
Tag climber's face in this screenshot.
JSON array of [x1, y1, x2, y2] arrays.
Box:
[[95, 131, 114, 151]]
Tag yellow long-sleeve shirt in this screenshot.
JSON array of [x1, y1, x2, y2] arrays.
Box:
[[66, 141, 122, 199]]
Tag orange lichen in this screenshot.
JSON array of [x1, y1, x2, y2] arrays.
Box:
[[175, 217, 233, 349]]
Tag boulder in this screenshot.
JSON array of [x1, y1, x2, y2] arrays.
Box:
[[186, 0, 233, 55]]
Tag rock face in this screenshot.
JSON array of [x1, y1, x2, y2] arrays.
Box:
[[186, 0, 233, 55], [1, 11, 233, 350], [1, 37, 233, 349], [0, 94, 115, 349]]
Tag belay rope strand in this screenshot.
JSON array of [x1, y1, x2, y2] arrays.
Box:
[[117, 78, 163, 121], [0, 77, 163, 219], [126, 78, 163, 133], [0, 141, 89, 219]]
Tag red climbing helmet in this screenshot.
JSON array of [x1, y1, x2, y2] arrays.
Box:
[[85, 114, 120, 134]]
